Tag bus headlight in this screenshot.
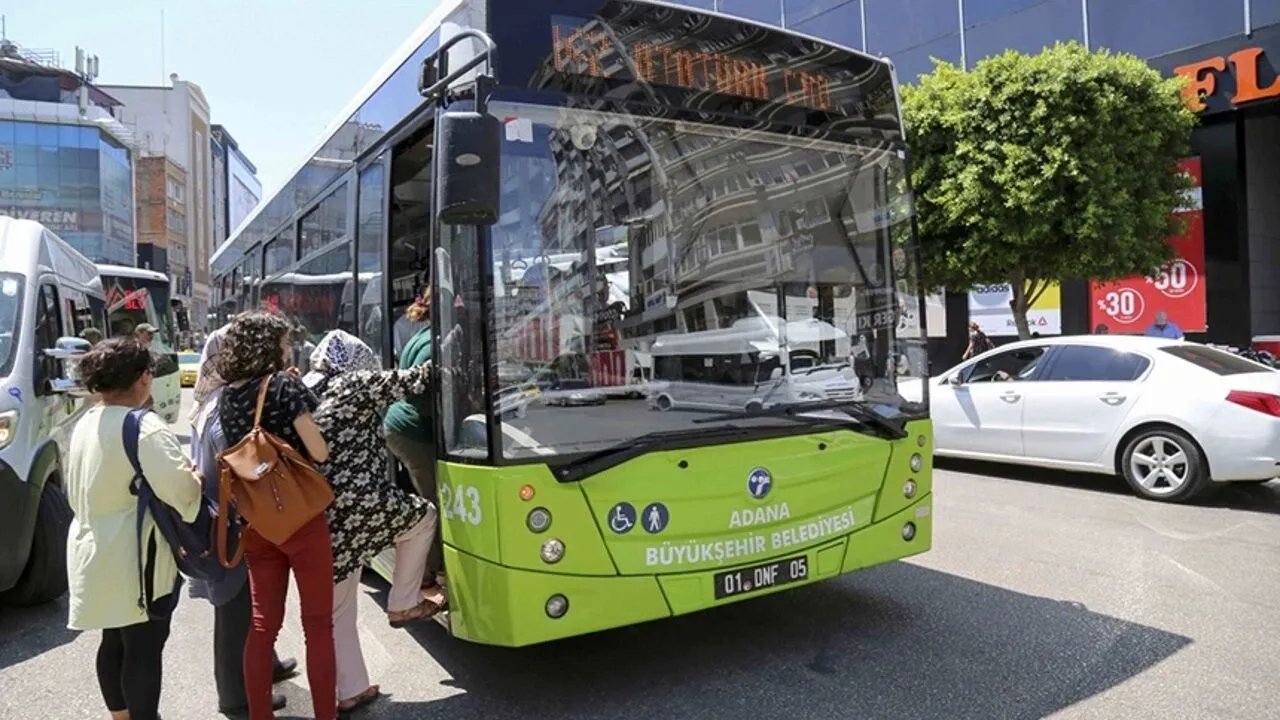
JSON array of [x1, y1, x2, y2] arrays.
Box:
[[0, 410, 18, 450], [902, 522, 917, 541], [903, 480, 917, 499], [910, 453, 923, 473], [545, 594, 569, 618], [540, 538, 565, 564], [527, 507, 552, 533]]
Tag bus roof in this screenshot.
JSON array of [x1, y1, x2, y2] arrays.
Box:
[[96, 264, 169, 283], [0, 216, 103, 293], [211, 0, 479, 268]]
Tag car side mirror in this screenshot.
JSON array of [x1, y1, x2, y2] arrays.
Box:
[[44, 336, 92, 361], [44, 337, 92, 396], [948, 373, 964, 387]]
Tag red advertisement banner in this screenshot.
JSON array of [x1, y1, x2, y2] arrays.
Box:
[[1090, 157, 1207, 334]]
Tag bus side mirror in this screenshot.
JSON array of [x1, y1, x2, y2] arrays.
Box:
[[437, 109, 500, 226]]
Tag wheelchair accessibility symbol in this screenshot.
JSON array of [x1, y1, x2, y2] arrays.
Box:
[[608, 502, 637, 534]]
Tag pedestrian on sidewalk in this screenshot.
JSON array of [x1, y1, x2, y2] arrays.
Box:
[[188, 324, 297, 717], [65, 338, 203, 720]]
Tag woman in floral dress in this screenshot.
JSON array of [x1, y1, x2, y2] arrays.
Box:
[[301, 330, 442, 714]]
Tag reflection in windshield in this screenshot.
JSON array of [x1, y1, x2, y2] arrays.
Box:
[[0, 274, 23, 377], [476, 102, 925, 459]]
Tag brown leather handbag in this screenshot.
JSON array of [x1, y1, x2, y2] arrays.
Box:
[[216, 375, 334, 567]]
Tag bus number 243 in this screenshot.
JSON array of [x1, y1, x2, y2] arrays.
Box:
[[439, 483, 482, 525]]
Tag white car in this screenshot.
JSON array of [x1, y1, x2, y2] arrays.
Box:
[[905, 335, 1280, 502]]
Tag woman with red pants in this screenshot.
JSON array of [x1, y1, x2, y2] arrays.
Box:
[[217, 311, 336, 720]]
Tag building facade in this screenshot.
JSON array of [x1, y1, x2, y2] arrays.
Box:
[[680, 0, 1280, 363], [0, 41, 137, 266], [210, 124, 262, 247], [103, 75, 214, 327], [134, 155, 187, 278]]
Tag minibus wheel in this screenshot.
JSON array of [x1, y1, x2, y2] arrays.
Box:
[[0, 478, 72, 606]]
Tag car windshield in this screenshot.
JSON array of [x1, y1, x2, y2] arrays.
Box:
[[1161, 344, 1276, 375], [179, 353, 201, 364], [437, 102, 927, 460], [0, 274, 24, 378]]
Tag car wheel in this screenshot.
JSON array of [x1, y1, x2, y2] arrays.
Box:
[[1120, 427, 1209, 503], [745, 400, 763, 414], [0, 478, 72, 606], [655, 394, 672, 412]]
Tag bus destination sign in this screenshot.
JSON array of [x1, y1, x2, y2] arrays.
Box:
[[551, 17, 837, 112]]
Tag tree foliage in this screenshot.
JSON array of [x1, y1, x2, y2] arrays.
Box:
[[901, 41, 1196, 338]]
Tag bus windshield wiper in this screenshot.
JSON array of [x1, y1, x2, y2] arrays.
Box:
[[692, 399, 909, 440], [553, 425, 751, 483]]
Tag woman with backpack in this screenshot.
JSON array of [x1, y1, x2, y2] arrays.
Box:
[[65, 337, 203, 720], [301, 329, 441, 714], [216, 311, 336, 720], [188, 326, 295, 716]]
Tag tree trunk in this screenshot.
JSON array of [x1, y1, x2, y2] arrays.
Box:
[[1008, 273, 1032, 339]]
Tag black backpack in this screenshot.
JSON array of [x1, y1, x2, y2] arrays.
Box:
[[123, 409, 237, 610]]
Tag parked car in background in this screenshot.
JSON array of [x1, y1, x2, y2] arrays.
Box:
[[497, 384, 539, 418], [901, 335, 1280, 502], [540, 377, 607, 407], [178, 351, 200, 387]]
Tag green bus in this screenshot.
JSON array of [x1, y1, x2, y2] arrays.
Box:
[[211, 0, 932, 647]]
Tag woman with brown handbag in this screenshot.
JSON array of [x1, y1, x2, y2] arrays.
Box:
[[216, 311, 336, 720]]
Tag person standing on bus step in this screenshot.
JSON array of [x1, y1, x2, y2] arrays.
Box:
[[383, 290, 446, 592], [64, 338, 203, 720], [217, 311, 337, 720], [188, 326, 295, 717], [303, 330, 442, 714]]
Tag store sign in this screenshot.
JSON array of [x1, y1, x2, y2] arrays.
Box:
[[1174, 46, 1280, 113], [1089, 157, 1206, 334], [3, 208, 79, 232], [968, 283, 1062, 337]]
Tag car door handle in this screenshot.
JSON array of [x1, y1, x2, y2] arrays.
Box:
[[1099, 392, 1126, 405], [1000, 391, 1021, 403]]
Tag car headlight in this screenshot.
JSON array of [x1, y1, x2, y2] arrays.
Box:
[[0, 409, 19, 450]]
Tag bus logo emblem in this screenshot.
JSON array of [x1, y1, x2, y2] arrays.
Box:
[[747, 468, 772, 499]]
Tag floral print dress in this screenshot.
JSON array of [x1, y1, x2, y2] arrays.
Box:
[[314, 367, 433, 580]]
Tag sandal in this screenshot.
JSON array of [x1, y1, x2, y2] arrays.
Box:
[[338, 685, 381, 715], [388, 597, 443, 628]]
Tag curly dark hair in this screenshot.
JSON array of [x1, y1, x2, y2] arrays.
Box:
[[217, 311, 294, 383], [79, 337, 153, 393]]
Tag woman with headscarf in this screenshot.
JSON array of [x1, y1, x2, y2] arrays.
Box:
[[301, 330, 441, 715], [188, 326, 295, 717]]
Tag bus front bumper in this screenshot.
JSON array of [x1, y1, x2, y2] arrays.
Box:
[[441, 494, 932, 647]]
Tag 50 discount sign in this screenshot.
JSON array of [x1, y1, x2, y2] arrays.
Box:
[[1090, 157, 1207, 333]]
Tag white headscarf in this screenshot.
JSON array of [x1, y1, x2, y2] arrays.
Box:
[[190, 326, 229, 422], [302, 330, 380, 394]]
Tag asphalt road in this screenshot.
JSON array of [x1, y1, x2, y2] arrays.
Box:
[[2, 389, 1278, 719]]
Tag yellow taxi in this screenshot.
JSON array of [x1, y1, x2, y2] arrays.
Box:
[[178, 351, 201, 387]]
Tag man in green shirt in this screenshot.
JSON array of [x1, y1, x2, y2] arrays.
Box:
[[383, 305, 443, 588]]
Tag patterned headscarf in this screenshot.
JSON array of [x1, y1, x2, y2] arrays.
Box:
[[190, 326, 229, 421], [305, 330, 380, 391]]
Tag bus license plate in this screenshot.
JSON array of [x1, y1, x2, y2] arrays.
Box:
[[713, 555, 808, 599]]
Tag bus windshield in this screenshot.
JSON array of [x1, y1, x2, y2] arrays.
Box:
[[0, 274, 23, 378], [454, 102, 927, 460], [102, 274, 177, 356]]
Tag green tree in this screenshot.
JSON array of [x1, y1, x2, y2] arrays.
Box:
[[901, 41, 1196, 338]]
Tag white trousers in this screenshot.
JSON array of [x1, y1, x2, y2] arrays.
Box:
[[332, 508, 436, 700]]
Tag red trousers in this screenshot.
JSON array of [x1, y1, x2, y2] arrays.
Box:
[[243, 514, 336, 720]]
